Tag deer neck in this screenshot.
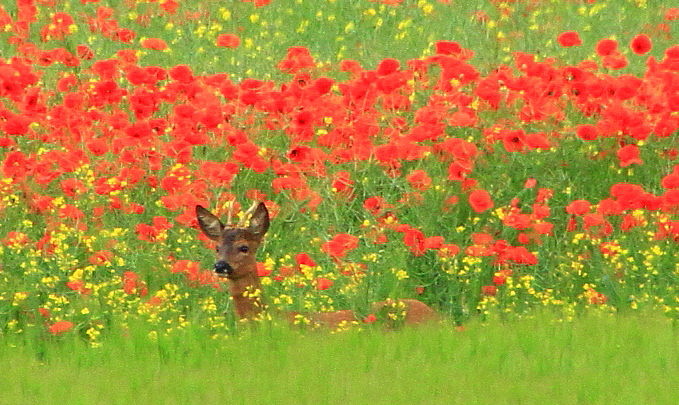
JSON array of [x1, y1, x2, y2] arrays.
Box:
[[228, 273, 263, 319]]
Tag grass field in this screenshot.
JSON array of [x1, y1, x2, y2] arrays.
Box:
[[2, 314, 678, 404], [0, 0, 677, 402]]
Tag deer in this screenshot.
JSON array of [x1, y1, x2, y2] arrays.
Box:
[[195, 202, 439, 328]]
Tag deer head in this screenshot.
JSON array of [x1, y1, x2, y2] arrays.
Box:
[[195, 202, 270, 319]]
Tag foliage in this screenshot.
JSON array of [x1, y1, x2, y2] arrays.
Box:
[[0, 0, 677, 346]]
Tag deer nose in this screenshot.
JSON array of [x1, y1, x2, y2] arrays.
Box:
[[214, 261, 233, 276]]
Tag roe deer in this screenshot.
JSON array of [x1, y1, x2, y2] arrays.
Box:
[[195, 202, 438, 328]]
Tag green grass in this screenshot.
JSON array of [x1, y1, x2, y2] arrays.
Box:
[[2, 313, 677, 405]]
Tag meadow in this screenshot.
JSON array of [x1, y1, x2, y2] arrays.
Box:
[[2, 314, 678, 404], [0, 0, 677, 402]]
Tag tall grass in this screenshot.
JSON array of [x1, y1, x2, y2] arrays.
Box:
[[2, 313, 677, 404]]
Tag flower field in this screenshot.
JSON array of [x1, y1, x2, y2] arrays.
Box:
[[0, 0, 677, 347]]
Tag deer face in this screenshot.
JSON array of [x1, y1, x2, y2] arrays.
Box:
[[195, 203, 269, 280]]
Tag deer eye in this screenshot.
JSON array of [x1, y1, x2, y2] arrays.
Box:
[[238, 245, 249, 253]]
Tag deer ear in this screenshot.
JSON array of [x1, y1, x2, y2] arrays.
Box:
[[249, 202, 270, 237], [196, 205, 224, 241]]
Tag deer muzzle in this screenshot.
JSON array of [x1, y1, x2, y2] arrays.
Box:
[[214, 260, 234, 277]]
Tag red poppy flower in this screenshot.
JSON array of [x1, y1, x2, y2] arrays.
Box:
[[566, 199, 591, 216], [169, 64, 194, 82], [60, 178, 87, 197], [58, 204, 85, 220], [3, 114, 30, 135], [617, 144, 642, 167], [482, 285, 497, 296], [468, 189, 493, 213], [630, 34, 652, 55], [406, 169, 432, 191], [402, 227, 426, 256], [576, 124, 598, 141], [216, 34, 240, 48], [295, 253, 317, 268], [76, 44, 94, 59], [160, 0, 179, 13], [141, 38, 168, 51], [666, 8, 679, 21], [597, 199, 623, 216], [315, 277, 334, 291], [435, 40, 462, 55], [89, 250, 114, 266], [86, 138, 108, 155], [363, 314, 378, 324], [661, 172, 679, 189], [313, 77, 333, 95], [116, 29, 136, 43], [363, 196, 390, 216], [557, 31, 582, 47], [588, 289, 608, 305], [447, 162, 471, 181], [595, 39, 618, 56], [49, 320, 74, 335], [3, 231, 29, 247], [123, 271, 148, 296], [256, 262, 271, 277], [340, 59, 363, 76], [66, 281, 92, 295], [277, 46, 315, 74], [322, 233, 359, 258], [171, 260, 200, 275], [525, 132, 550, 150]]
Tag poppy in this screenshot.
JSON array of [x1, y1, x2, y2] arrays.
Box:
[[597, 198, 623, 216], [602, 53, 628, 70], [630, 34, 652, 55], [617, 144, 642, 167], [315, 277, 334, 291], [169, 64, 194, 83], [576, 124, 598, 141], [278, 46, 315, 74], [141, 38, 168, 51], [76, 45, 94, 60], [58, 204, 85, 220], [49, 321, 74, 335], [406, 169, 432, 191], [313, 77, 333, 95], [595, 39, 618, 56], [435, 40, 462, 55], [216, 34, 240, 48], [295, 253, 317, 268], [60, 178, 87, 197], [66, 281, 92, 295], [89, 250, 114, 266], [566, 199, 591, 216], [661, 172, 679, 189], [123, 271, 148, 296], [558, 31, 582, 47], [482, 285, 498, 296], [468, 189, 493, 213], [363, 314, 378, 324], [116, 29, 136, 44], [160, 0, 179, 13], [321, 233, 359, 259], [402, 227, 426, 256], [363, 196, 390, 216]]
